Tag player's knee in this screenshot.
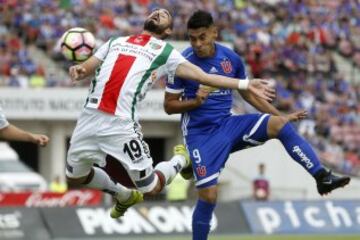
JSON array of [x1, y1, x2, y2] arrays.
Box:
[[268, 116, 289, 138], [66, 175, 87, 188], [144, 184, 162, 196], [198, 186, 218, 204], [135, 170, 164, 196], [65, 167, 93, 188]]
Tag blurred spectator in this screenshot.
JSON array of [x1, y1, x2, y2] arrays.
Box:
[[29, 67, 46, 88], [49, 175, 67, 193], [0, 0, 358, 84], [319, 138, 345, 168], [344, 148, 360, 173], [246, 45, 265, 78], [0, 0, 359, 176], [8, 66, 28, 87], [253, 163, 270, 201]]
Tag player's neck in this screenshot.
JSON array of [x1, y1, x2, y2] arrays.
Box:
[[142, 30, 162, 40]]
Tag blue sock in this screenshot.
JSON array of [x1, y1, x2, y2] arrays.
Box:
[[192, 199, 216, 240], [277, 123, 323, 176]]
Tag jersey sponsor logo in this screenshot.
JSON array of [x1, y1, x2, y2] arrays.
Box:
[[196, 165, 207, 177], [0, 190, 102, 207], [0, 211, 21, 229], [292, 146, 314, 169], [76, 206, 218, 234], [199, 84, 219, 93], [220, 58, 233, 74], [111, 41, 157, 61], [149, 42, 162, 50]]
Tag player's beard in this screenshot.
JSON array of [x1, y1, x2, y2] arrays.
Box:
[[143, 19, 169, 39]]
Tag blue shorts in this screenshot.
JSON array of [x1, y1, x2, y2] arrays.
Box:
[[185, 114, 270, 188]]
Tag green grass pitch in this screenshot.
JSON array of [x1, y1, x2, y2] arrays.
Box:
[[136, 235, 360, 240]]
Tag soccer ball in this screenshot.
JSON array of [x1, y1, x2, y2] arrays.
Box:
[[60, 27, 96, 62]]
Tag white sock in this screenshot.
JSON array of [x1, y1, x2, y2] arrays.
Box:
[[155, 155, 186, 185], [86, 167, 131, 201]]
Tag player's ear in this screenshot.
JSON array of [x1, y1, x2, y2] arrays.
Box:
[[212, 26, 218, 39], [164, 28, 172, 36]]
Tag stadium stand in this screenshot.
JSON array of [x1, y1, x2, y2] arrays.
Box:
[[0, 0, 359, 176]]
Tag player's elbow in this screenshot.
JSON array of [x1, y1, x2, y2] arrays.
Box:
[[164, 107, 173, 115], [163, 102, 175, 115]]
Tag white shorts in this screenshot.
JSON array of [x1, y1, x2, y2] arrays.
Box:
[[66, 108, 157, 192]]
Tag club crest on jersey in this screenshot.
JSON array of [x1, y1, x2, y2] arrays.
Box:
[[220, 58, 233, 74], [196, 165, 207, 177], [149, 42, 162, 50], [134, 36, 145, 44]]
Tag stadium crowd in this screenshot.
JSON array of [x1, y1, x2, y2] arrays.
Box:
[[0, 0, 359, 175]]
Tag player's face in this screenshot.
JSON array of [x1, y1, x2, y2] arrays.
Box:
[[188, 26, 217, 58], [144, 9, 172, 39]]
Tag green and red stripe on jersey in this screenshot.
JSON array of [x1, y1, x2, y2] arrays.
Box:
[[131, 43, 174, 120], [98, 34, 151, 114]]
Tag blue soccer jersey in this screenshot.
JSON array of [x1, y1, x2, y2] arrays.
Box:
[[166, 43, 271, 188], [166, 43, 247, 136]]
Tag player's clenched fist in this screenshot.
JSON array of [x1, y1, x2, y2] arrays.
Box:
[[69, 65, 86, 82], [196, 85, 211, 105], [31, 134, 49, 147]]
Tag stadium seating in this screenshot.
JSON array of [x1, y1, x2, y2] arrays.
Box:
[[0, 0, 359, 176]]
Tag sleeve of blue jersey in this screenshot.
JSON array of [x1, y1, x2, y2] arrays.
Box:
[[165, 76, 184, 93]]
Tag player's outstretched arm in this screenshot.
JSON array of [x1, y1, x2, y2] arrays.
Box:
[[69, 56, 102, 82], [240, 90, 308, 121], [0, 125, 49, 146], [175, 62, 275, 101], [240, 90, 282, 116]]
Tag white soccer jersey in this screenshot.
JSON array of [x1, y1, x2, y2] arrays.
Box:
[[0, 106, 9, 130], [85, 34, 187, 121]]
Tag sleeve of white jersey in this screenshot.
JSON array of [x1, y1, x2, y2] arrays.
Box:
[[165, 49, 187, 84], [0, 106, 9, 130], [93, 39, 113, 61]]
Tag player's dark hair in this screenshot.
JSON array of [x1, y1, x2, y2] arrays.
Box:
[[187, 10, 214, 29]]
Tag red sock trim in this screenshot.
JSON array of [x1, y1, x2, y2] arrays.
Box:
[[155, 170, 166, 192]]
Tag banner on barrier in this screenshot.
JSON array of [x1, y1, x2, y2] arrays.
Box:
[[0, 208, 50, 240], [0, 88, 179, 121], [0, 190, 103, 207], [41, 201, 249, 238], [241, 200, 360, 234]]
